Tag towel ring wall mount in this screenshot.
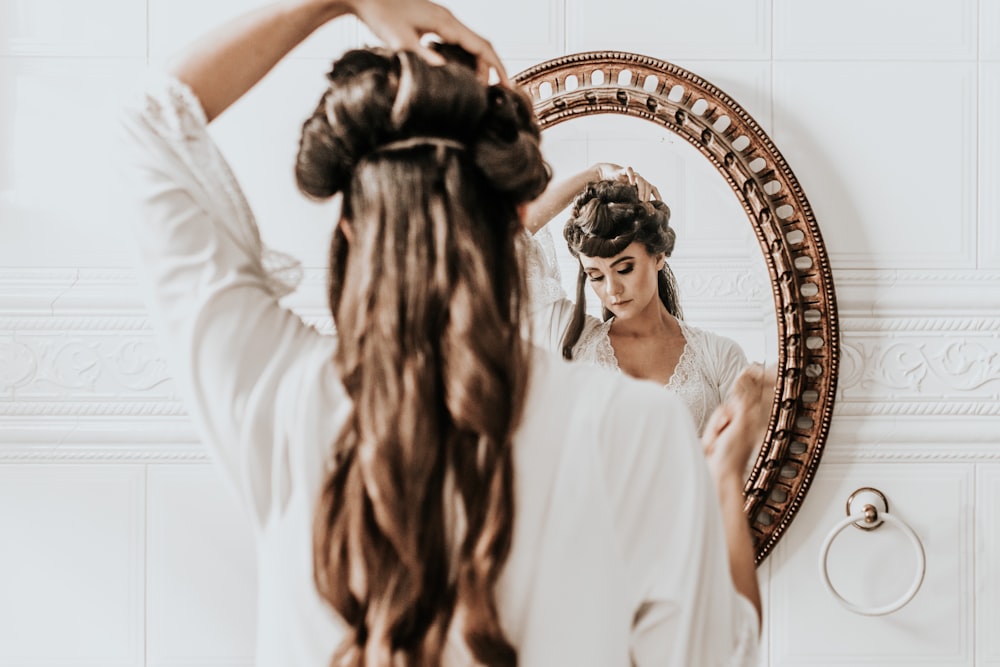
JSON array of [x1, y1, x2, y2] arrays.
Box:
[[819, 487, 926, 616]]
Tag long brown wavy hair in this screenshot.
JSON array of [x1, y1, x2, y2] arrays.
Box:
[[560, 179, 682, 360], [295, 47, 550, 666]]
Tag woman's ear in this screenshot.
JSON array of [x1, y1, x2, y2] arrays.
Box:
[[656, 253, 666, 271], [338, 217, 354, 244], [516, 204, 528, 227]]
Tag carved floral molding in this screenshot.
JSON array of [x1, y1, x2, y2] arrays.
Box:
[[3, 269, 1000, 450], [837, 317, 1000, 416]]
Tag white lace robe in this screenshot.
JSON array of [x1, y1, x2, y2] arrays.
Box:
[[525, 228, 749, 434], [117, 74, 759, 667]]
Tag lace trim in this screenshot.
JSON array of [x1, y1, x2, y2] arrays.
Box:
[[664, 320, 708, 431], [138, 74, 302, 298], [575, 317, 712, 432], [524, 227, 567, 307], [588, 319, 618, 370]]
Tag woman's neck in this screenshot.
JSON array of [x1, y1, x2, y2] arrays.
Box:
[[609, 301, 677, 339]]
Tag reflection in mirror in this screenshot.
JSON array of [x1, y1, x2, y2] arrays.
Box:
[[527, 114, 778, 481], [539, 114, 778, 366], [529, 115, 777, 459], [515, 51, 839, 563]]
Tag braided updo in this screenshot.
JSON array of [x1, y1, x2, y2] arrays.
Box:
[[561, 179, 683, 359], [300, 46, 551, 667]]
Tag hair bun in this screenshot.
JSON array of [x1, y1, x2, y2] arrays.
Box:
[[295, 48, 550, 207], [295, 49, 398, 200], [471, 86, 550, 203], [564, 178, 675, 258]]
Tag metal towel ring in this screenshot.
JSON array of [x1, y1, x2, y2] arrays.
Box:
[[818, 487, 926, 616]]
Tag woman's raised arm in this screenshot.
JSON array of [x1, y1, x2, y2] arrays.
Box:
[[170, 0, 508, 123], [522, 162, 661, 234]]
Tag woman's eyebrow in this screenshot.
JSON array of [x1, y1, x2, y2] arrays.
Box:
[[610, 255, 634, 266]]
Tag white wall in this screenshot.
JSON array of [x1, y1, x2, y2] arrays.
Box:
[[1, 0, 998, 664]]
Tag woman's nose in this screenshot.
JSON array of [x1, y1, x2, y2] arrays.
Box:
[[606, 277, 622, 298]]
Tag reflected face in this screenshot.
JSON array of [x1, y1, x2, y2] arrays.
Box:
[[579, 241, 665, 320]]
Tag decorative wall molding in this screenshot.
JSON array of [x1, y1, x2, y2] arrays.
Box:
[[823, 444, 1000, 463], [836, 316, 1000, 416], [4, 268, 1000, 441], [0, 402, 185, 417], [673, 259, 771, 305], [841, 316, 1000, 332], [9, 441, 1000, 464], [0, 444, 208, 464]]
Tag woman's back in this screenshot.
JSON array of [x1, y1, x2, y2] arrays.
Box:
[[234, 337, 754, 666]]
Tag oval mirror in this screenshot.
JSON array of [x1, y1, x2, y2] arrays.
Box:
[[514, 52, 840, 563]]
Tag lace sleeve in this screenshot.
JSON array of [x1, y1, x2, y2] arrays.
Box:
[[132, 74, 302, 297], [523, 226, 567, 308], [118, 73, 327, 529]]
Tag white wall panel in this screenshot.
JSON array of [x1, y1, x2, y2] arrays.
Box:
[[434, 0, 564, 62], [774, 0, 976, 60], [0, 464, 143, 665], [773, 62, 976, 270], [983, 0, 1000, 60], [147, 465, 257, 665], [208, 58, 344, 269], [770, 463, 972, 665], [982, 62, 1000, 268], [0, 58, 146, 268], [0, 0, 145, 57], [149, 0, 358, 61], [980, 466, 1000, 666], [568, 0, 769, 61]]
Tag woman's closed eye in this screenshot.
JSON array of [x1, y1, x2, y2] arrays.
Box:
[[586, 265, 633, 282]]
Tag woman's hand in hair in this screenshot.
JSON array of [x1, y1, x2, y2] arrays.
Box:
[[594, 163, 661, 202], [347, 0, 508, 84], [522, 161, 664, 234]]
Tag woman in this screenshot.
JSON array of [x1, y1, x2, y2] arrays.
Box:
[[524, 165, 751, 434], [118, 0, 762, 664]]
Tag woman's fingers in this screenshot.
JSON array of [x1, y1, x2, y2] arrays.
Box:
[[703, 363, 775, 477], [429, 11, 508, 84], [353, 0, 508, 85], [631, 172, 659, 202], [596, 163, 665, 202]]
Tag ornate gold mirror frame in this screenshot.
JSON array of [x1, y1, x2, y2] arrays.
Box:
[[514, 52, 840, 564]]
